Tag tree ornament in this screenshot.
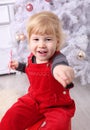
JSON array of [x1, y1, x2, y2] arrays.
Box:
[[15, 34, 20, 42], [19, 33, 26, 41], [26, 3, 33, 12], [45, 0, 52, 2], [77, 50, 86, 60]]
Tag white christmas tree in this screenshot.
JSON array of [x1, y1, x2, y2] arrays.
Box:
[[11, 0, 90, 85]]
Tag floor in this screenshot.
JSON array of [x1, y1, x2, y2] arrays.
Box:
[[0, 73, 90, 130]]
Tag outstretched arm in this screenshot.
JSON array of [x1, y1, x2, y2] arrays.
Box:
[[51, 53, 74, 88]]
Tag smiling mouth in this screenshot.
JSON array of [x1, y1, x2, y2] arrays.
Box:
[[37, 51, 48, 57], [38, 51, 47, 54]]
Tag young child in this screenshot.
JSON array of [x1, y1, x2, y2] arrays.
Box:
[[0, 11, 75, 130]]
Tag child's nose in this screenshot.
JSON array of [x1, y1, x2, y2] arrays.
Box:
[[39, 41, 46, 48]]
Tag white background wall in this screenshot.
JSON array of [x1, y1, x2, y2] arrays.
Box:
[[0, 0, 15, 74]]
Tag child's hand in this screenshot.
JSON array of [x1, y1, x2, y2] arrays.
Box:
[[53, 65, 74, 88], [9, 60, 19, 70]]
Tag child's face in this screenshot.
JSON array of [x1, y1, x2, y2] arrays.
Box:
[[29, 34, 58, 63]]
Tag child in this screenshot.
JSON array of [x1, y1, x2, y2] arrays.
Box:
[[0, 11, 75, 130]]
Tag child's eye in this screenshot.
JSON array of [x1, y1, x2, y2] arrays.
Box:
[[46, 38, 52, 41], [33, 38, 39, 41]]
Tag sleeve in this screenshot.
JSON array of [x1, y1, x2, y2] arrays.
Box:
[[16, 62, 26, 73], [51, 52, 74, 89], [51, 52, 69, 72]]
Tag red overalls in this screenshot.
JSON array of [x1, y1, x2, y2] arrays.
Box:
[[0, 53, 75, 130]]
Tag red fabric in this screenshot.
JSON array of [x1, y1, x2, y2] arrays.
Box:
[[28, 118, 71, 130], [28, 118, 45, 130], [0, 52, 75, 130]]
